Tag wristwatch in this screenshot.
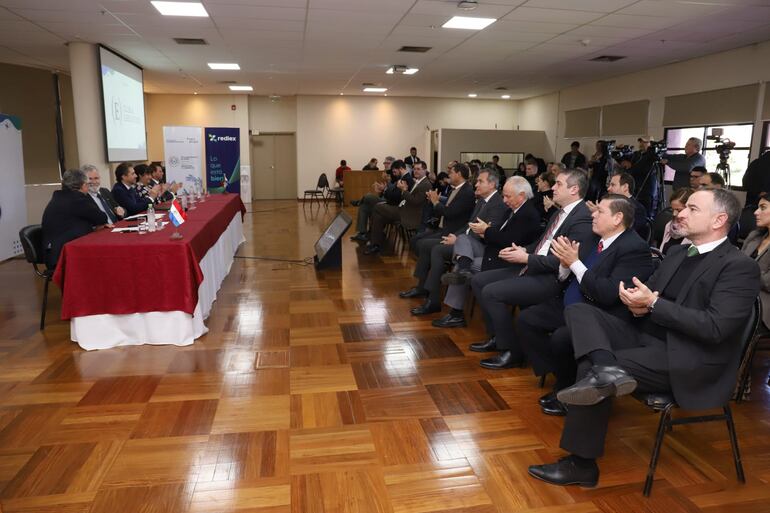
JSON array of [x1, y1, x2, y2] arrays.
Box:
[[647, 297, 659, 312]]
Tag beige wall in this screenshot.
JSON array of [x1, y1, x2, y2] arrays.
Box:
[[249, 96, 296, 133], [145, 93, 251, 175], [439, 129, 553, 170], [295, 95, 519, 197], [519, 40, 770, 159]]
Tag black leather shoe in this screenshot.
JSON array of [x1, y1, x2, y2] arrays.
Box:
[[363, 244, 381, 255], [540, 394, 568, 416], [469, 338, 497, 352], [350, 200, 361, 206], [556, 364, 637, 406], [411, 300, 441, 316], [538, 391, 556, 407], [350, 232, 369, 242], [440, 270, 473, 286], [479, 350, 524, 370], [528, 456, 599, 487], [431, 313, 467, 328], [399, 287, 429, 299]]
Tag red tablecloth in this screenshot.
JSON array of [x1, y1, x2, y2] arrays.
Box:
[[53, 194, 246, 320]]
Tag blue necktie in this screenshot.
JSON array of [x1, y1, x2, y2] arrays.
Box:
[[563, 241, 603, 306], [97, 194, 116, 223]]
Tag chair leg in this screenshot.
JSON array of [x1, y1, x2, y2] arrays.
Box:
[[644, 404, 673, 497], [724, 405, 746, 483], [40, 276, 51, 330]]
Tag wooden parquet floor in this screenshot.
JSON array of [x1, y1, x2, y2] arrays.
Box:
[[1, 199, 770, 513]]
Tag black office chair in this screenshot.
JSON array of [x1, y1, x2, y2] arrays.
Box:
[[304, 173, 330, 204], [633, 295, 761, 497], [650, 207, 672, 248], [19, 225, 54, 330], [737, 204, 757, 244]]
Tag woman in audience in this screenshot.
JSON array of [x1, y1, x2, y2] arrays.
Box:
[[533, 171, 556, 225], [659, 187, 692, 254], [741, 191, 770, 329]]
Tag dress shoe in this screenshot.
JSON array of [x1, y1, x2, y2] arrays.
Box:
[[469, 338, 497, 352], [431, 313, 467, 328], [350, 232, 369, 242], [399, 287, 429, 299], [440, 270, 473, 286], [540, 394, 568, 416], [479, 350, 524, 370], [528, 456, 599, 487], [350, 200, 361, 206], [362, 244, 381, 255], [538, 391, 556, 407], [411, 300, 441, 316], [556, 364, 637, 406]]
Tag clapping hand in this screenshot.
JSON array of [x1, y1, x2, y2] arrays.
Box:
[[397, 179, 409, 192], [543, 196, 555, 211], [619, 277, 659, 316], [585, 200, 598, 212], [550, 236, 580, 267], [441, 233, 457, 245], [426, 189, 440, 205], [498, 243, 528, 264], [468, 217, 489, 236]]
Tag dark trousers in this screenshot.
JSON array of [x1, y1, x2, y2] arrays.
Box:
[[517, 298, 576, 390], [369, 203, 400, 247], [559, 303, 670, 459], [355, 194, 383, 234], [420, 243, 454, 303], [471, 269, 561, 356], [410, 228, 439, 254], [413, 234, 446, 295]]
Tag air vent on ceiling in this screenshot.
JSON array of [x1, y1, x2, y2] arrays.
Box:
[[589, 55, 626, 62], [495, 87, 508, 91], [218, 80, 237, 84], [399, 46, 431, 53], [173, 38, 208, 45]]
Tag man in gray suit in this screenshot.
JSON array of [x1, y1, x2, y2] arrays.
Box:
[[529, 188, 760, 488], [662, 137, 706, 190]]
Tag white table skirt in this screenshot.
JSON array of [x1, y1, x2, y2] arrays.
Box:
[[70, 212, 245, 350]]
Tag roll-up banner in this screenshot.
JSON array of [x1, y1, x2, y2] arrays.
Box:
[[163, 126, 203, 193], [204, 127, 240, 194], [0, 114, 27, 261]]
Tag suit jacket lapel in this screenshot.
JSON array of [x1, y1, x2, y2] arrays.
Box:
[[553, 201, 584, 238], [653, 247, 685, 293], [674, 240, 730, 304]]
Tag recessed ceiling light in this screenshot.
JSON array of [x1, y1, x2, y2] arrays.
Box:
[[442, 16, 496, 30], [363, 87, 388, 93], [501, 94, 510, 99], [229, 85, 253, 91], [151, 1, 209, 17], [468, 93, 478, 98], [208, 63, 240, 70], [386, 66, 419, 75], [340, 93, 344, 96]]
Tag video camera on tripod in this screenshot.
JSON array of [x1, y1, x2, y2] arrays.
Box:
[[706, 128, 735, 187]]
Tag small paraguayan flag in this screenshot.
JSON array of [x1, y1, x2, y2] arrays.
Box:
[[169, 199, 187, 227]]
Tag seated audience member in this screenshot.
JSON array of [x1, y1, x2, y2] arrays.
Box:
[[382, 156, 395, 174], [83, 165, 124, 223], [469, 169, 597, 369], [365, 161, 431, 253], [433, 171, 451, 197], [529, 188, 759, 488], [149, 163, 180, 201], [407, 169, 508, 315], [561, 141, 587, 170], [523, 158, 540, 192], [41, 169, 110, 269], [689, 166, 706, 189], [405, 147, 421, 168], [741, 191, 770, 330], [534, 171, 557, 224], [662, 137, 706, 190], [604, 172, 649, 236], [699, 171, 726, 189], [518, 195, 654, 416], [398, 162, 476, 307], [134, 164, 161, 204], [335, 160, 351, 186], [659, 188, 692, 254], [112, 162, 152, 216], [363, 158, 379, 170], [352, 162, 412, 243], [433, 176, 542, 328]]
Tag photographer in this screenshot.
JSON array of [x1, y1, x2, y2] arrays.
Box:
[[632, 137, 651, 164], [661, 137, 706, 189], [627, 140, 662, 218]]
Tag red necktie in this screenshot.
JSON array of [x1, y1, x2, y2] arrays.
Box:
[[597, 241, 604, 254]]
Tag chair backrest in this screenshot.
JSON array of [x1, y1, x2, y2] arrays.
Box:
[[649, 247, 664, 272], [638, 218, 653, 244], [19, 224, 44, 265], [738, 204, 757, 242], [317, 173, 329, 189], [734, 296, 762, 393], [651, 207, 672, 247]]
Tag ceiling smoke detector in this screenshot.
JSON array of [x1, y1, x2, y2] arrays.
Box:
[[458, 0, 478, 10]]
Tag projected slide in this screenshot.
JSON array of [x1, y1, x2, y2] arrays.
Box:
[[99, 46, 147, 162]]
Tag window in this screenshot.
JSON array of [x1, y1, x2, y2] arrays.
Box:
[[762, 121, 770, 156], [664, 123, 753, 188], [459, 152, 524, 175]]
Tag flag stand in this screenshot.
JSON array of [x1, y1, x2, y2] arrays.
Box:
[[170, 231, 183, 240]]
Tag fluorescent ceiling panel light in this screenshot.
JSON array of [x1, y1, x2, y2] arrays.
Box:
[[229, 85, 253, 91], [151, 1, 208, 17], [208, 63, 240, 70], [363, 87, 388, 92], [467, 93, 478, 98], [501, 94, 510, 99], [442, 16, 496, 30], [386, 66, 419, 75]]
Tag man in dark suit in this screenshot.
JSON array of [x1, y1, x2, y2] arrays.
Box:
[[42, 169, 110, 269], [432, 176, 542, 328], [469, 168, 597, 369], [398, 162, 476, 308], [83, 165, 124, 223], [150, 163, 181, 202], [605, 172, 649, 237], [561, 141, 587, 170], [404, 147, 421, 168], [362, 161, 414, 254], [111, 162, 152, 216], [408, 168, 509, 316], [517, 195, 654, 416], [528, 188, 760, 488], [366, 161, 431, 252]]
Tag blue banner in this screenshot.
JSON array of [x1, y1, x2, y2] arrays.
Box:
[[204, 127, 240, 193]]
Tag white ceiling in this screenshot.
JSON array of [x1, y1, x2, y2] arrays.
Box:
[[1, 0, 769, 99]]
